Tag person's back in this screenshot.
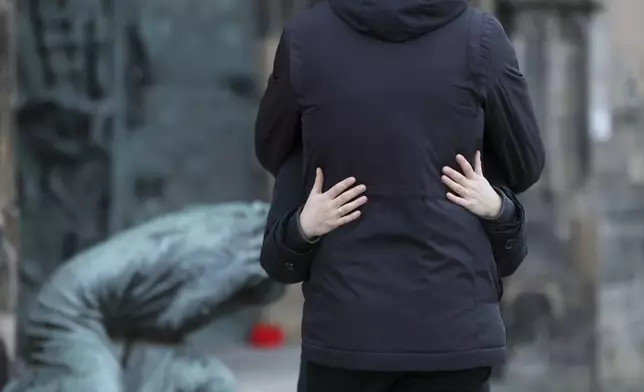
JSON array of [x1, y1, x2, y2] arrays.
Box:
[[257, 0, 545, 378]]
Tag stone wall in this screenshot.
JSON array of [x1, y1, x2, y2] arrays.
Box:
[[606, 0, 644, 90], [502, 1, 644, 391], [0, 0, 17, 368], [14, 0, 265, 357], [595, 1, 644, 389]]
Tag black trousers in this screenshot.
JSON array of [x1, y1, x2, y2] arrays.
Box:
[[298, 361, 491, 392]]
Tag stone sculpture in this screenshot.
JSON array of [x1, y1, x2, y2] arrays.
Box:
[[14, 0, 146, 354], [15, 0, 264, 358], [4, 202, 282, 392]]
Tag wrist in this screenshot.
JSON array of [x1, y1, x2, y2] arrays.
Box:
[[298, 210, 318, 240], [489, 187, 517, 223], [484, 192, 503, 220], [285, 209, 319, 254]]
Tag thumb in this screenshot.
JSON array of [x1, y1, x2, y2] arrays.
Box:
[[474, 151, 483, 176], [311, 168, 324, 194]]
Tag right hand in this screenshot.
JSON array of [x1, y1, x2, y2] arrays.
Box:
[[299, 168, 367, 239], [441, 151, 502, 219]]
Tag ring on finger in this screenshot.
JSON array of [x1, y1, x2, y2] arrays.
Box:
[[338, 206, 344, 216]]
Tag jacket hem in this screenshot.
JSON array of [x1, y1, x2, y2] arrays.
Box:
[[301, 342, 506, 372]]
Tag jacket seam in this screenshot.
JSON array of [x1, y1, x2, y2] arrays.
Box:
[[466, 8, 485, 105], [479, 12, 495, 103], [284, 26, 305, 111]]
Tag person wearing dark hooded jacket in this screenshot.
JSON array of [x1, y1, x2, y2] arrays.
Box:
[[255, 0, 545, 391], [261, 147, 528, 391]]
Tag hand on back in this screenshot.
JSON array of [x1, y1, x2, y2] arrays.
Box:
[[299, 151, 500, 240], [299, 169, 368, 240], [441, 151, 502, 220]]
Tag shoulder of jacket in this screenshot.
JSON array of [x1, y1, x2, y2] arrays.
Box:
[[464, 8, 506, 99], [479, 10, 507, 42], [285, 2, 331, 37], [465, 7, 499, 34]]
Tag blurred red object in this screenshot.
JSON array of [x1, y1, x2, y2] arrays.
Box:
[[249, 323, 285, 349]]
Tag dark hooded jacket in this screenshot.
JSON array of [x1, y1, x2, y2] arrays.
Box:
[[261, 146, 527, 285], [255, 0, 545, 372]]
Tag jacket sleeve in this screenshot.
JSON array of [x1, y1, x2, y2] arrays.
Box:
[[481, 14, 546, 193], [255, 28, 302, 176], [481, 186, 528, 278], [260, 148, 318, 284]]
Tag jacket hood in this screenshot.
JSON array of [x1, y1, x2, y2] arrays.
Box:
[[328, 0, 470, 42]]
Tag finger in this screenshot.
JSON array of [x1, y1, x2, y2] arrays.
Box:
[[311, 168, 324, 194], [326, 177, 357, 199], [333, 184, 367, 206], [339, 195, 367, 215], [336, 210, 361, 227], [456, 155, 475, 178], [446, 192, 470, 208], [442, 166, 468, 185], [441, 175, 468, 197], [474, 151, 483, 176]]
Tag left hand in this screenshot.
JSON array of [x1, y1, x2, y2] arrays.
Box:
[[441, 151, 502, 219]]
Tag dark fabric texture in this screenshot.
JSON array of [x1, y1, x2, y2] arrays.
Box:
[[255, 0, 544, 372], [481, 186, 528, 278], [300, 361, 491, 392], [489, 186, 516, 223], [261, 147, 526, 287], [255, 28, 302, 175], [260, 149, 320, 284], [328, 0, 470, 42]]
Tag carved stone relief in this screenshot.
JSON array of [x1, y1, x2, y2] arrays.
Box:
[[15, 0, 265, 360]]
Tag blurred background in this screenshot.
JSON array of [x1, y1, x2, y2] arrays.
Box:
[[0, 0, 643, 391]]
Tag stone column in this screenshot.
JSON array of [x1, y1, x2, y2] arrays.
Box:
[[0, 0, 17, 371], [502, 2, 601, 391]]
